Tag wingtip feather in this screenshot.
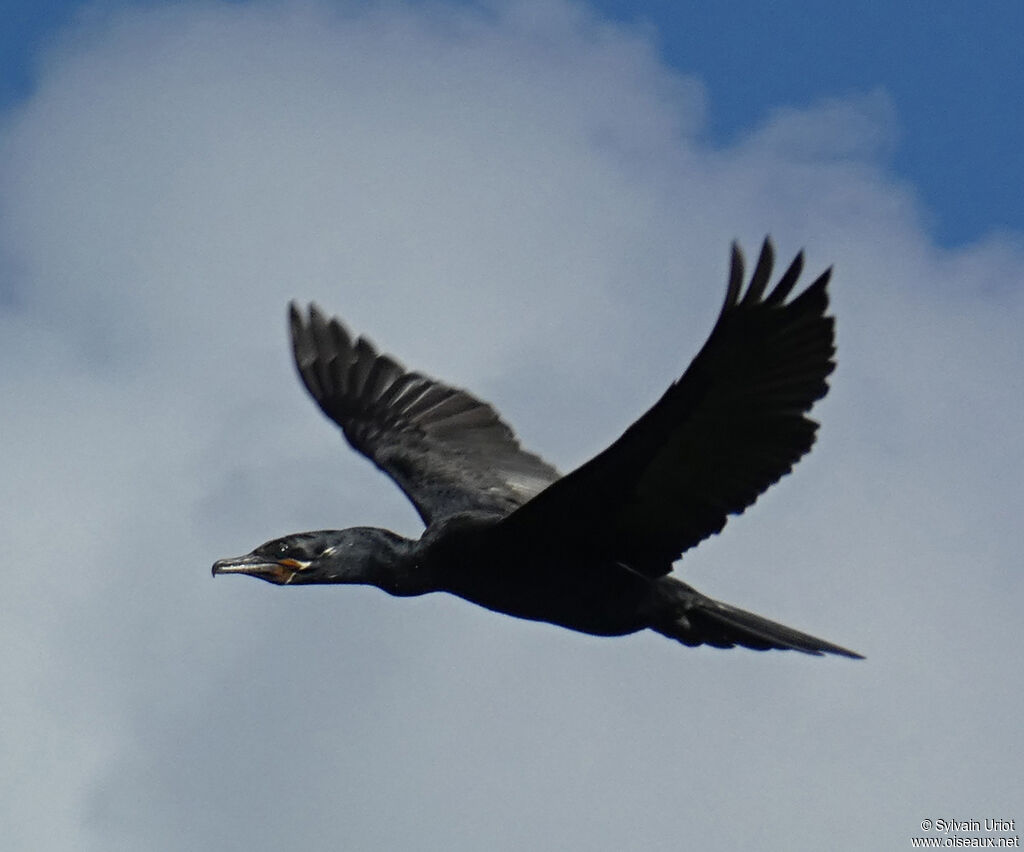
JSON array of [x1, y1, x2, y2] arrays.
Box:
[[721, 242, 744, 317], [741, 237, 775, 305]]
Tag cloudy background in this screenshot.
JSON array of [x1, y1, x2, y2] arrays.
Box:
[[1, 1, 1021, 849]]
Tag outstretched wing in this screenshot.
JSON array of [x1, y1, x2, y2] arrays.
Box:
[[289, 304, 561, 525], [499, 239, 835, 576]]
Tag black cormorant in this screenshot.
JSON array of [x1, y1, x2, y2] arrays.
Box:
[[213, 240, 861, 658]]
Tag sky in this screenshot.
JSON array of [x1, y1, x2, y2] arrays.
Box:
[[0, 1, 1021, 850]]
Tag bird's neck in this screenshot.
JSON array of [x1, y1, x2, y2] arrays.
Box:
[[324, 529, 430, 597], [369, 547, 431, 598]]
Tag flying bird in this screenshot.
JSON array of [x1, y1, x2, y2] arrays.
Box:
[[213, 240, 861, 658]]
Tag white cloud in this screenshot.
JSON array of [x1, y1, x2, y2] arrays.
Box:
[[1, 2, 1020, 850]]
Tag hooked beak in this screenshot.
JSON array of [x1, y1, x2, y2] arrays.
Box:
[[211, 554, 309, 585]]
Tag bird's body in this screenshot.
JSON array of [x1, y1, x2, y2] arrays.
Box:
[[417, 511, 658, 637], [214, 240, 862, 659]]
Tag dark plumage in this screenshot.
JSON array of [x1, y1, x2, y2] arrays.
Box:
[[213, 239, 862, 658]]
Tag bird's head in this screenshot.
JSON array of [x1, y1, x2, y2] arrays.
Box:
[[211, 527, 413, 588]]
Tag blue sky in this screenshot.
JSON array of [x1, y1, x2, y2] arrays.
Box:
[[4, 0, 1022, 244], [1, 2, 1021, 851], [594, 1, 1024, 245]]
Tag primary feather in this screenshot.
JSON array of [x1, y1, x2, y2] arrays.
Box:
[[290, 304, 560, 524]]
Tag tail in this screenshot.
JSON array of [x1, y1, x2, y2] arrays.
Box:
[[655, 587, 863, 659]]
